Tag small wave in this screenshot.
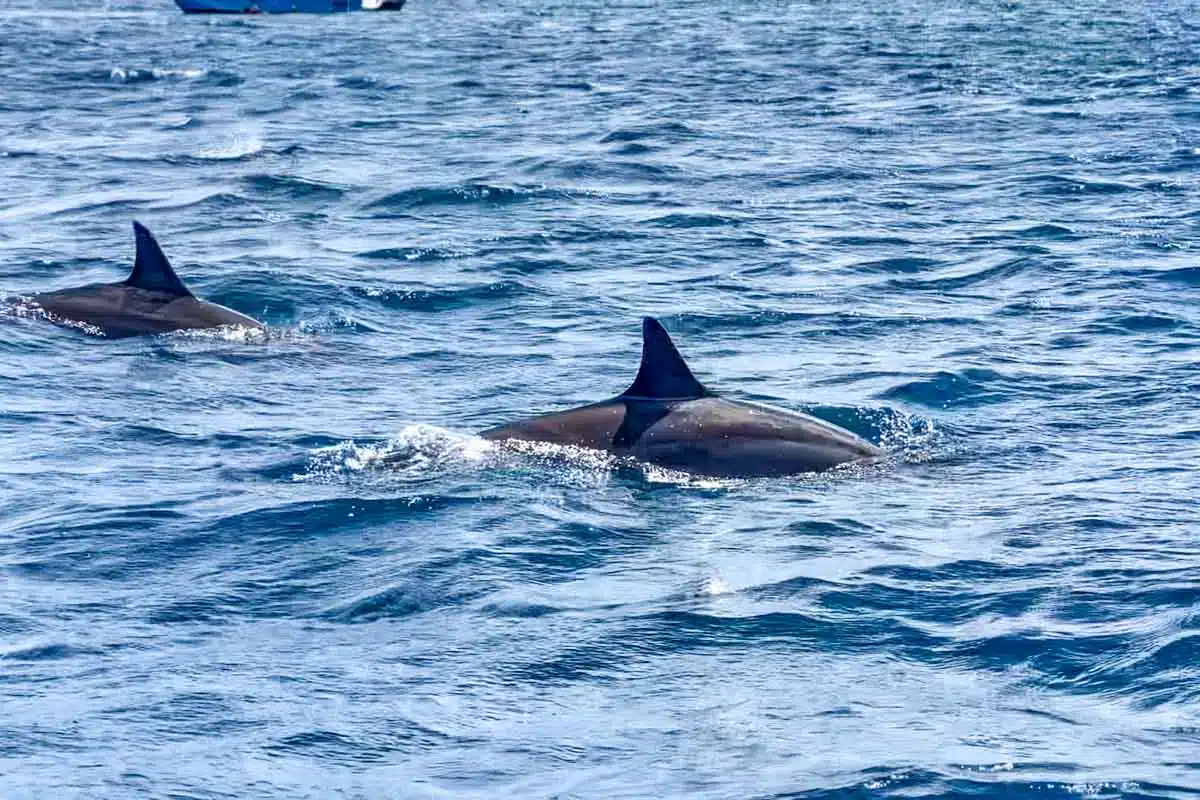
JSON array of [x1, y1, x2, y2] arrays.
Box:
[[1083, 313, 1186, 335], [335, 74, 403, 91], [206, 16, 262, 27], [887, 255, 1036, 291], [598, 122, 697, 144], [478, 600, 564, 619], [533, 158, 682, 181], [854, 256, 941, 274], [267, 730, 370, 764], [553, 79, 593, 91], [146, 597, 243, 625], [325, 585, 438, 623], [0, 642, 90, 661], [0, 189, 156, 222], [1013, 223, 1078, 240], [159, 114, 193, 130], [611, 142, 658, 156], [190, 132, 265, 161], [242, 174, 345, 199], [266, 723, 456, 765], [347, 118, 400, 130], [357, 246, 471, 262], [138, 189, 248, 211], [668, 309, 976, 339], [1021, 94, 1084, 107], [880, 369, 1013, 409], [363, 182, 579, 215], [827, 234, 916, 247], [529, 225, 647, 245], [0, 612, 35, 636], [770, 168, 882, 187], [670, 309, 822, 332], [490, 257, 580, 276], [353, 281, 532, 312], [862, 769, 1181, 800], [646, 212, 743, 228], [1019, 174, 1139, 196], [1145, 267, 1200, 286], [323, 580, 483, 624]]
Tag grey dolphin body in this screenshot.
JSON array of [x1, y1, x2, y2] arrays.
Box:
[[479, 317, 884, 478], [20, 221, 264, 338]]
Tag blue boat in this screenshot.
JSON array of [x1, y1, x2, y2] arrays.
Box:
[[175, 0, 403, 13]]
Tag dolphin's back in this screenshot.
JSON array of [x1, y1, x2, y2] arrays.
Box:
[[630, 396, 883, 476], [482, 396, 882, 477], [479, 401, 628, 450], [19, 222, 264, 338], [30, 283, 171, 336], [30, 283, 261, 338], [647, 397, 875, 450], [479, 317, 885, 477]]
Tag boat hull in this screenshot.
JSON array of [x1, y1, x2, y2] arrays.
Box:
[[174, 0, 404, 13]]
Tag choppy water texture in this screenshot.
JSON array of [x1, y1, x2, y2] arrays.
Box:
[[2, 0, 1199, 797]]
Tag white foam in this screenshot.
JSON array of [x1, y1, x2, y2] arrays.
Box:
[[166, 324, 274, 344], [640, 461, 744, 488], [876, 408, 943, 464], [191, 129, 265, 161], [700, 575, 734, 597], [3, 300, 104, 337], [296, 425, 491, 484], [109, 67, 208, 83]]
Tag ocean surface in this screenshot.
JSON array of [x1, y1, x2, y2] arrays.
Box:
[[1, 0, 1199, 797]]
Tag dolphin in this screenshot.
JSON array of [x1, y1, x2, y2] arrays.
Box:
[[17, 221, 264, 338], [479, 317, 885, 478]]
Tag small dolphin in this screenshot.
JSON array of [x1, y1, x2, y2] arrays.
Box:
[[19, 221, 264, 338], [479, 317, 885, 477]]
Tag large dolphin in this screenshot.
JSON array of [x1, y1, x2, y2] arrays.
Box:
[[479, 317, 885, 477], [18, 221, 264, 338]]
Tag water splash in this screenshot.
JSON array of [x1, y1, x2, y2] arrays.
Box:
[[108, 66, 209, 83], [191, 129, 265, 162], [295, 424, 492, 485]]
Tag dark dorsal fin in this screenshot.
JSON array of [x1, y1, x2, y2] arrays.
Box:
[[124, 221, 192, 297], [619, 317, 709, 400]]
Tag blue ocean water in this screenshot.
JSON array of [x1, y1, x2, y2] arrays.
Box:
[[2, 0, 1199, 796]]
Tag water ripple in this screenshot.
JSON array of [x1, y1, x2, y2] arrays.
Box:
[[1, 0, 1199, 797]]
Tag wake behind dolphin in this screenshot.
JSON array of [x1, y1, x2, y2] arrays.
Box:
[[480, 317, 884, 478], [16, 221, 264, 338]]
